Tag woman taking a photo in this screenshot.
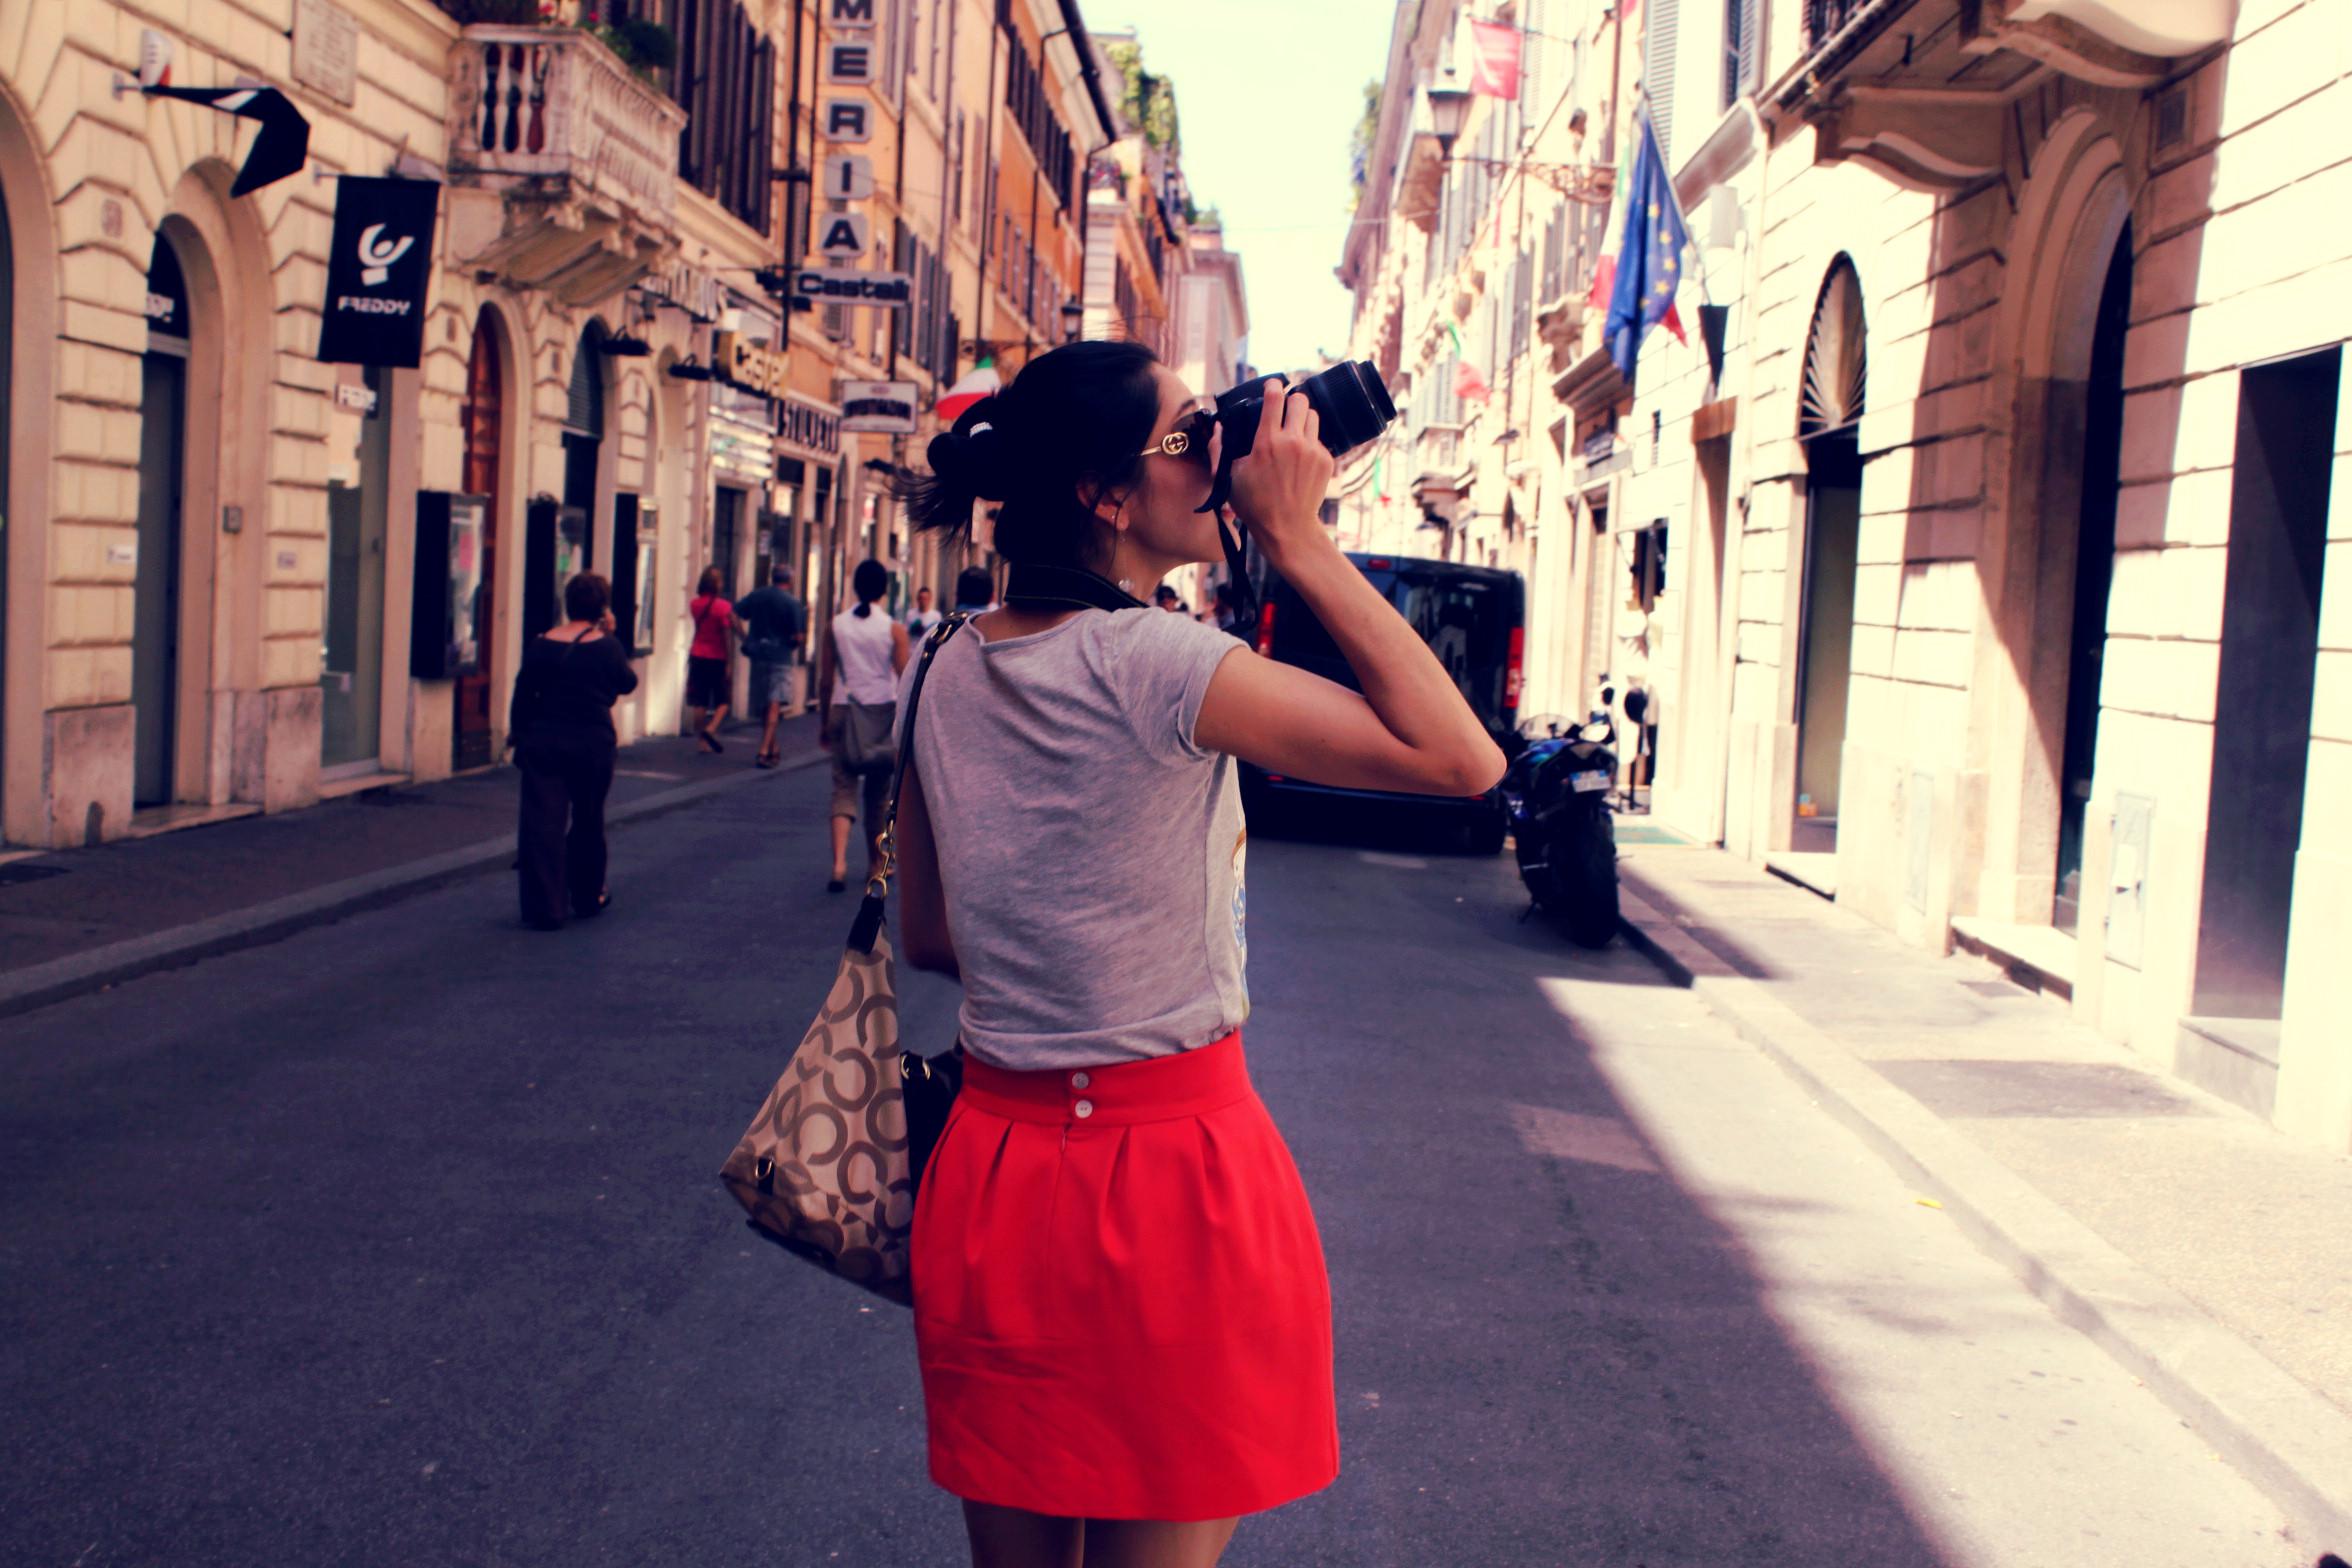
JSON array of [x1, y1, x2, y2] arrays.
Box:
[[508, 572, 638, 930], [894, 342, 1503, 1567], [816, 558, 910, 893]]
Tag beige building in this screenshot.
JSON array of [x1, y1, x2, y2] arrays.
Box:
[[0, 0, 805, 848], [1344, 0, 2352, 1151]]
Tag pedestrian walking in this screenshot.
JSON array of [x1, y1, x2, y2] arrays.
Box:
[[816, 558, 911, 893], [906, 585, 946, 638], [953, 564, 997, 616], [1153, 583, 1189, 614], [893, 340, 1504, 1566], [686, 567, 735, 753], [1210, 580, 1249, 640], [507, 572, 639, 931], [733, 564, 807, 768]]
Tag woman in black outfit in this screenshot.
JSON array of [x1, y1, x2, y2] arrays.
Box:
[[510, 572, 639, 930]]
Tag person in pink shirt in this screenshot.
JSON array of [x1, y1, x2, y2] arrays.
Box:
[[686, 567, 734, 752]]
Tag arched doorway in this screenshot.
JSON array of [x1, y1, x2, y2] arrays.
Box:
[[2053, 227, 2132, 930], [454, 312, 505, 769], [133, 234, 193, 807], [1793, 258, 1866, 852]]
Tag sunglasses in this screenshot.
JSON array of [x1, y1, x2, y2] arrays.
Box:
[[1137, 402, 1216, 465]]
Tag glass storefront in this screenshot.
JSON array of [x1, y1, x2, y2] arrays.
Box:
[[321, 366, 391, 770]]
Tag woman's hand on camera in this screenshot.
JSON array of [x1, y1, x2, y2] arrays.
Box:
[[1228, 378, 1335, 568]]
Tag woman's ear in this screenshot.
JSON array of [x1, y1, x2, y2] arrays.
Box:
[[1077, 478, 1128, 528]]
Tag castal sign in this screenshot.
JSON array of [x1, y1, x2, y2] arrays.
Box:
[[713, 329, 789, 400], [838, 380, 918, 434], [317, 175, 438, 367], [792, 266, 911, 308]]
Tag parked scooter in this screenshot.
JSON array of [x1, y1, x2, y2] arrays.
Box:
[[1505, 709, 1621, 948]]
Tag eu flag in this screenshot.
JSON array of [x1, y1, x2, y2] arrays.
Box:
[[1605, 106, 1690, 383]]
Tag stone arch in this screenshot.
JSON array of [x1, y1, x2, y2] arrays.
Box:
[[0, 73, 55, 844], [1798, 255, 1869, 442], [1970, 112, 2139, 926], [153, 158, 279, 806]]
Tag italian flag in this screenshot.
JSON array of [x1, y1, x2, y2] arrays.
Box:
[[937, 358, 1000, 424]]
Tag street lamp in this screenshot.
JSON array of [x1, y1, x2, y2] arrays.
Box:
[[1060, 297, 1087, 343], [1425, 83, 1471, 156]]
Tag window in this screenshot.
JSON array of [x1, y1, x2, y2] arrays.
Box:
[[1003, 40, 1076, 210], [672, 0, 775, 232], [1722, 0, 1757, 109], [1646, 0, 1680, 166]]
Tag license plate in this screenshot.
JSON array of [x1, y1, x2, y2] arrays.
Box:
[[1570, 769, 1612, 794]]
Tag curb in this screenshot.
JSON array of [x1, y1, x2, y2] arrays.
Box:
[[0, 750, 827, 1022], [1616, 887, 2352, 1557]]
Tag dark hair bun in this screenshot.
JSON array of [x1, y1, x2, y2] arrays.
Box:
[[928, 397, 1014, 502]]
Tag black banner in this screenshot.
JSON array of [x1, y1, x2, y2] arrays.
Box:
[[317, 176, 439, 368]]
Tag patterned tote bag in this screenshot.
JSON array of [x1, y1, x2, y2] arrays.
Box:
[[720, 617, 965, 1306]]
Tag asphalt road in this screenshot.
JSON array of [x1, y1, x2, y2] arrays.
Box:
[[0, 767, 2304, 1566]]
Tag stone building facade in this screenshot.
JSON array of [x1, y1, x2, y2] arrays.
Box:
[[1342, 0, 2352, 1150]]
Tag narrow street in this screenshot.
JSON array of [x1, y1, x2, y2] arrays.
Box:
[[0, 769, 2302, 1567]]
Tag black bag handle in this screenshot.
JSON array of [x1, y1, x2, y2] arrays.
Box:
[[847, 613, 967, 954]]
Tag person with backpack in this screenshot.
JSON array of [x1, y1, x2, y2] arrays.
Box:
[[815, 558, 911, 892]]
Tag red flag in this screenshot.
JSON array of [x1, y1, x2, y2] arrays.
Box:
[[1454, 358, 1490, 402], [1469, 20, 1522, 99]]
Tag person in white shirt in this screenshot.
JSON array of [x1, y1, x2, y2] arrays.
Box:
[[815, 559, 911, 892]]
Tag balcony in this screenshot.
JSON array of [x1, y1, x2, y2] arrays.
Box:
[[446, 26, 687, 305], [1776, 0, 2236, 191], [1409, 422, 1468, 519]]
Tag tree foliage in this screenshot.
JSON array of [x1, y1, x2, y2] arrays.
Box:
[[1104, 39, 1181, 152], [1346, 78, 1383, 212]]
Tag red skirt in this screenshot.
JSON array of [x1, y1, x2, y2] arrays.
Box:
[[912, 1032, 1339, 1521]]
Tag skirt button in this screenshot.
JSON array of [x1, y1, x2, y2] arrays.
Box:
[[1074, 1099, 1095, 1119], [1071, 1071, 1091, 1089]]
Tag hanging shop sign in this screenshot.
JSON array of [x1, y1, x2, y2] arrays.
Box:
[[779, 396, 842, 457], [823, 154, 875, 201], [822, 98, 873, 143], [824, 38, 877, 85], [317, 175, 440, 367], [827, 0, 879, 27], [714, 328, 790, 400], [838, 380, 918, 434], [640, 258, 720, 324], [818, 212, 872, 260], [792, 267, 911, 308]]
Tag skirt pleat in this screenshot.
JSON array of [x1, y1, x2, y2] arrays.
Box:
[[911, 1033, 1339, 1521]]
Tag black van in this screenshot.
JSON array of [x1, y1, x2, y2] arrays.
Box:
[[1240, 551, 1525, 853]]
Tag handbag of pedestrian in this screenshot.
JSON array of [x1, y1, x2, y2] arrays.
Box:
[[718, 616, 965, 1306]]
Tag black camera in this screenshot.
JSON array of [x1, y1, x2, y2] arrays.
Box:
[[1196, 360, 1397, 514]]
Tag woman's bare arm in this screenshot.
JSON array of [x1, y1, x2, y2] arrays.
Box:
[[896, 763, 957, 978], [1193, 389, 1505, 796]]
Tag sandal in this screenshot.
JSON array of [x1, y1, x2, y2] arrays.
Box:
[[699, 729, 724, 754]]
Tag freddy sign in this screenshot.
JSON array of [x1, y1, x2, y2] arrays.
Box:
[[317, 176, 439, 367]]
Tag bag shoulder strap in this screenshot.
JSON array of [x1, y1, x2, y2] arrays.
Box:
[[847, 613, 967, 954]]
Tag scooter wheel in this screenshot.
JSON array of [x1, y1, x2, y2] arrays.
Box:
[[1555, 811, 1620, 949]]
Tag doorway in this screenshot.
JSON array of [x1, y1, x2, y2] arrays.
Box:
[[0, 179, 11, 803], [1793, 259, 1867, 853], [133, 236, 192, 808], [455, 314, 504, 770], [320, 366, 391, 772], [2052, 231, 2132, 931], [2191, 345, 2340, 1027], [712, 485, 744, 599]]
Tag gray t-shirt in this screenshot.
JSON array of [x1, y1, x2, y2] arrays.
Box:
[[898, 607, 1250, 1072]]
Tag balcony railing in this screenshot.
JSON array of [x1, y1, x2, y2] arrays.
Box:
[[1802, 0, 1871, 51], [447, 26, 687, 302], [452, 26, 682, 221]]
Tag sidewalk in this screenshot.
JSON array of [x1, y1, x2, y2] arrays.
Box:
[[0, 714, 824, 1017], [1614, 842, 2352, 1555]]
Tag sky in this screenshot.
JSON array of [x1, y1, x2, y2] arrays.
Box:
[[1088, 0, 1397, 375]]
